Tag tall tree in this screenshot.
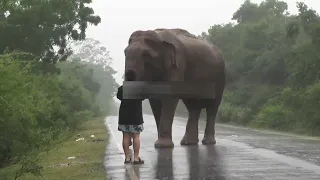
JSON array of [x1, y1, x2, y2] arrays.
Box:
[[0, 0, 101, 72], [68, 38, 118, 115], [200, 0, 320, 135]]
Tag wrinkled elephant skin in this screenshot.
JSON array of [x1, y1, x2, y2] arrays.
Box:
[[124, 28, 225, 148]]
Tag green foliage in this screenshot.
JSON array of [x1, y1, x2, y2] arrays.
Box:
[[232, 0, 288, 23], [200, 0, 320, 136], [217, 102, 252, 124], [67, 38, 119, 116], [0, 0, 101, 73], [0, 49, 117, 179], [0, 1, 117, 178], [13, 156, 43, 180]]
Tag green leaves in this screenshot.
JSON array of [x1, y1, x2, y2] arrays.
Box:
[[201, 0, 320, 135], [232, 0, 288, 23], [0, 0, 118, 177], [0, 0, 101, 69], [66, 38, 119, 116], [0, 46, 118, 173]]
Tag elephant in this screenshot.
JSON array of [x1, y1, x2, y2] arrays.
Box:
[[123, 28, 226, 148]]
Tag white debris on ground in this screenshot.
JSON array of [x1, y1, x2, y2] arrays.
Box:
[[76, 137, 84, 141], [67, 156, 76, 160], [75, 134, 96, 142]]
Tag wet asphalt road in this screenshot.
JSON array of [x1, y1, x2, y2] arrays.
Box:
[[104, 114, 320, 180]]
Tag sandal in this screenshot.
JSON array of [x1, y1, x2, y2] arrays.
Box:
[[124, 157, 131, 164], [133, 157, 144, 164]]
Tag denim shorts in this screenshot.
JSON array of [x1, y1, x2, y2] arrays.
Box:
[[118, 124, 144, 133]]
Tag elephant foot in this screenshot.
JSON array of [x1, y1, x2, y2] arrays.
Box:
[[202, 135, 216, 145], [180, 135, 199, 146], [154, 138, 174, 148]]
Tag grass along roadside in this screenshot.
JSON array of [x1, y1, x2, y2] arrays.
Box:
[[0, 117, 109, 180]]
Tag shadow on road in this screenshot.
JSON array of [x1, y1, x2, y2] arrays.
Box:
[[204, 145, 227, 179], [154, 148, 174, 179], [185, 145, 227, 179], [186, 145, 200, 179]]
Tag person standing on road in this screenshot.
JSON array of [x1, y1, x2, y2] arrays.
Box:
[[116, 77, 145, 164]]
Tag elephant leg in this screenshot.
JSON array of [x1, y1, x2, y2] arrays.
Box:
[[202, 106, 218, 145], [180, 101, 201, 145], [202, 82, 224, 145], [149, 99, 162, 135], [154, 99, 179, 148]]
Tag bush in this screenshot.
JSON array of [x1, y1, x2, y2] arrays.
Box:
[[0, 52, 117, 177], [217, 102, 252, 124], [251, 104, 296, 131]]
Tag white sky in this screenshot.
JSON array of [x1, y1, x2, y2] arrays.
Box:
[[86, 0, 319, 85]]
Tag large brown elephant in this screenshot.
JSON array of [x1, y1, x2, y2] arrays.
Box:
[[123, 28, 226, 148]]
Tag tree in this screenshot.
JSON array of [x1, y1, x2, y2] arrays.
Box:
[[0, 0, 101, 72], [67, 38, 119, 115], [232, 0, 289, 23], [0, 1, 118, 179], [200, 0, 320, 135]]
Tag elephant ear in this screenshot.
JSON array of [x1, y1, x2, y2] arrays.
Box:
[[157, 31, 180, 70], [161, 41, 178, 69]]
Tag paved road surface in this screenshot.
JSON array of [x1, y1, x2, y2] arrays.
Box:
[[104, 114, 320, 180]]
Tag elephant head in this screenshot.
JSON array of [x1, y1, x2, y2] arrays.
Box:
[[123, 30, 180, 82]]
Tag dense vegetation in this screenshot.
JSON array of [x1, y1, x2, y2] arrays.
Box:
[[198, 0, 320, 135], [0, 0, 117, 179], [1, 0, 319, 177], [168, 0, 320, 136]]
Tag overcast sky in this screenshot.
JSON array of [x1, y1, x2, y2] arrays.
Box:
[[86, 0, 319, 85]]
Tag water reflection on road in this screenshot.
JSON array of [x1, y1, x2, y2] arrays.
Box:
[[104, 115, 320, 180]]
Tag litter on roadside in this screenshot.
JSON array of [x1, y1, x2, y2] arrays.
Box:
[[76, 137, 84, 141]]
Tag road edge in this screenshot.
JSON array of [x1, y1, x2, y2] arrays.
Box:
[[104, 116, 139, 180], [173, 115, 320, 140]]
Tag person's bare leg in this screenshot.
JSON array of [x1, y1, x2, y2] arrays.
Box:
[[122, 132, 131, 162], [129, 133, 132, 146], [132, 133, 144, 163]]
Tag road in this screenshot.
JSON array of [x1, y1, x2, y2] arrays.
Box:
[[104, 114, 320, 180]]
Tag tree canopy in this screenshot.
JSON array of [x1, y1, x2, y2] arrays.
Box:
[[198, 0, 320, 134], [0, 0, 101, 72], [0, 1, 118, 178]]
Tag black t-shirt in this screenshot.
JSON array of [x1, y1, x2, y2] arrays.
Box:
[[117, 85, 144, 125]]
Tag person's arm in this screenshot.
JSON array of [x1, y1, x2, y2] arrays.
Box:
[[116, 86, 123, 101]]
